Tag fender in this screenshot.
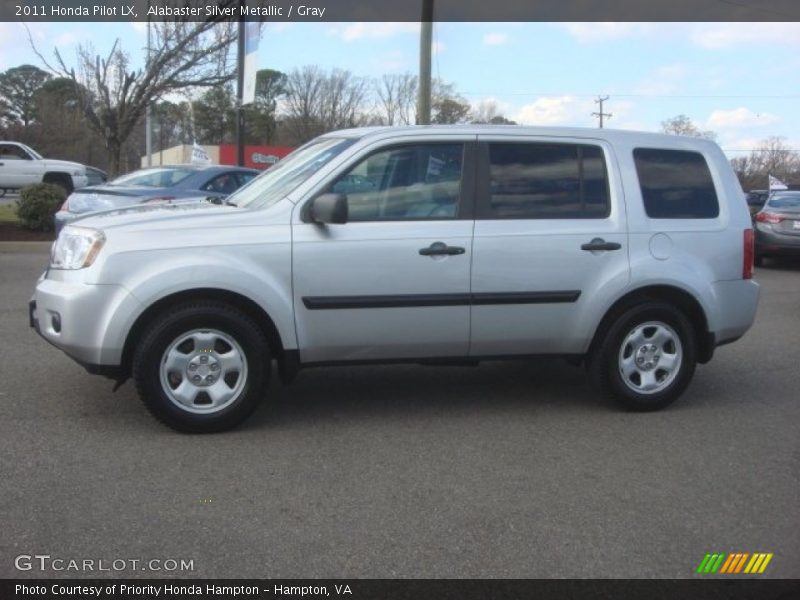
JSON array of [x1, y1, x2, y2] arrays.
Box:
[[94, 244, 296, 364]]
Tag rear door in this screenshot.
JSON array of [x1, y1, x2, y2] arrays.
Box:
[[292, 137, 477, 363], [469, 135, 630, 356]]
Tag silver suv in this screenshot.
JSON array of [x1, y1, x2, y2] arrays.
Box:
[[30, 126, 760, 432]]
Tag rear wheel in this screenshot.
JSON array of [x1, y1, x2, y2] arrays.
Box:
[[591, 303, 696, 411], [132, 302, 270, 432]]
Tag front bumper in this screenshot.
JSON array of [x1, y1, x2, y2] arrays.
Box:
[[30, 274, 140, 368]]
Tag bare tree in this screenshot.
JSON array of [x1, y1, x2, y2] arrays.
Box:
[[730, 137, 800, 190], [282, 66, 369, 144], [375, 73, 418, 126], [660, 114, 717, 141], [29, 16, 237, 175], [749, 136, 800, 182]]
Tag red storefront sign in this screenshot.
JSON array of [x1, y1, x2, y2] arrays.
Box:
[[218, 144, 294, 170]]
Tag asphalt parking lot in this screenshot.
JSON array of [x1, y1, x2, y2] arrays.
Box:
[[0, 244, 798, 579]]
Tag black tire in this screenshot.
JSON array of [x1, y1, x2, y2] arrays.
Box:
[[590, 302, 696, 412], [132, 301, 270, 432], [43, 173, 73, 194]]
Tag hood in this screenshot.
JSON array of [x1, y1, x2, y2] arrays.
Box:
[[68, 184, 209, 214], [68, 201, 238, 232], [44, 159, 86, 172]]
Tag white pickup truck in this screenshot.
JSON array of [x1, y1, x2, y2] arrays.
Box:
[[0, 141, 91, 195]]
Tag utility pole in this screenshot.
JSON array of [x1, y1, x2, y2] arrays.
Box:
[[235, 0, 246, 166], [417, 0, 433, 125], [592, 95, 611, 128]]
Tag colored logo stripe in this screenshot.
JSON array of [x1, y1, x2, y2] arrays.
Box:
[[697, 553, 773, 574]]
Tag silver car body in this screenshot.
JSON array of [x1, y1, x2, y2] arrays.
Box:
[[32, 126, 758, 376]]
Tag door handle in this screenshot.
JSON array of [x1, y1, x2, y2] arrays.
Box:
[[419, 242, 466, 256], [581, 238, 622, 252]]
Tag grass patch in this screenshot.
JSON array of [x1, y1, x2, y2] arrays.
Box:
[[0, 203, 19, 223]]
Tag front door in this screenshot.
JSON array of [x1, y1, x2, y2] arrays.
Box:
[[292, 139, 476, 363], [0, 144, 36, 188]]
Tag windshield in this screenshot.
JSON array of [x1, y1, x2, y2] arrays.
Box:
[[21, 144, 43, 160], [229, 137, 357, 209], [111, 168, 195, 188], [767, 193, 800, 210]]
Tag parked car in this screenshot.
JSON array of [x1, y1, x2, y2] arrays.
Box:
[[753, 191, 800, 264], [0, 141, 94, 194], [30, 126, 759, 432], [745, 189, 769, 217], [54, 165, 259, 234]]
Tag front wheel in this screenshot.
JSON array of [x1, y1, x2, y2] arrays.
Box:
[[132, 302, 270, 432], [591, 303, 696, 411]]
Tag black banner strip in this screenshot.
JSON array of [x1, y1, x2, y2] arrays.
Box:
[[3, 579, 800, 600], [4, 0, 800, 23]]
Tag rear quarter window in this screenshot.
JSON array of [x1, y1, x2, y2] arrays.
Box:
[[633, 148, 719, 219]]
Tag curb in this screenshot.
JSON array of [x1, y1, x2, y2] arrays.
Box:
[[0, 241, 52, 253]]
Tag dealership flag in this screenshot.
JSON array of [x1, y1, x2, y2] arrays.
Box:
[[769, 174, 788, 190], [242, 22, 261, 105], [191, 142, 211, 165]]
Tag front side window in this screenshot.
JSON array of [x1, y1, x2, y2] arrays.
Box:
[[485, 142, 609, 219], [633, 148, 719, 219], [0, 144, 30, 160], [329, 143, 464, 222]]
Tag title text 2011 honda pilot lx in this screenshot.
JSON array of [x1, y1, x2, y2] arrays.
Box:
[[30, 126, 759, 432]]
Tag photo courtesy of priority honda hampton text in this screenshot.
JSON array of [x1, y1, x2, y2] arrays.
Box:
[[30, 126, 759, 432]]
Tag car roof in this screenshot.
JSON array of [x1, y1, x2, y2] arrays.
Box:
[[133, 164, 258, 173], [322, 124, 721, 149]]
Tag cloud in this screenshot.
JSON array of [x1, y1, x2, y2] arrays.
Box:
[[0, 22, 46, 70], [556, 23, 659, 43], [512, 95, 594, 126], [706, 107, 779, 129], [55, 31, 80, 46], [330, 22, 419, 42], [483, 33, 509, 46], [690, 22, 800, 49], [632, 64, 688, 96], [371, 50, 410, 72]]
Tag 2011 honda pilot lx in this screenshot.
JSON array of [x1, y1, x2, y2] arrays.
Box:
[[30, 126, 760, 432]]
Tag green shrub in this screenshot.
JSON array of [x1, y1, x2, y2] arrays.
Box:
[[16, 183, 66, 232]]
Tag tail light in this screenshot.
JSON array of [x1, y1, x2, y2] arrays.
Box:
[[743, 229, 754, 279], [144, 196, 176, 204], [755, 212, 782, 224]]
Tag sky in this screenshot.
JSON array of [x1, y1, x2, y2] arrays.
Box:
[[2, 20, 800, 158]]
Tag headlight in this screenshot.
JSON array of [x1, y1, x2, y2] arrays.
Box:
[[50, 227, 106, 270]]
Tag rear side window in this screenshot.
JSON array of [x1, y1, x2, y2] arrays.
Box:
[[484, 143, 609, 219], [633, 148, 719, 219]]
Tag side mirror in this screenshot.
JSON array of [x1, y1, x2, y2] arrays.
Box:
[[309, 193, 348, 224]]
